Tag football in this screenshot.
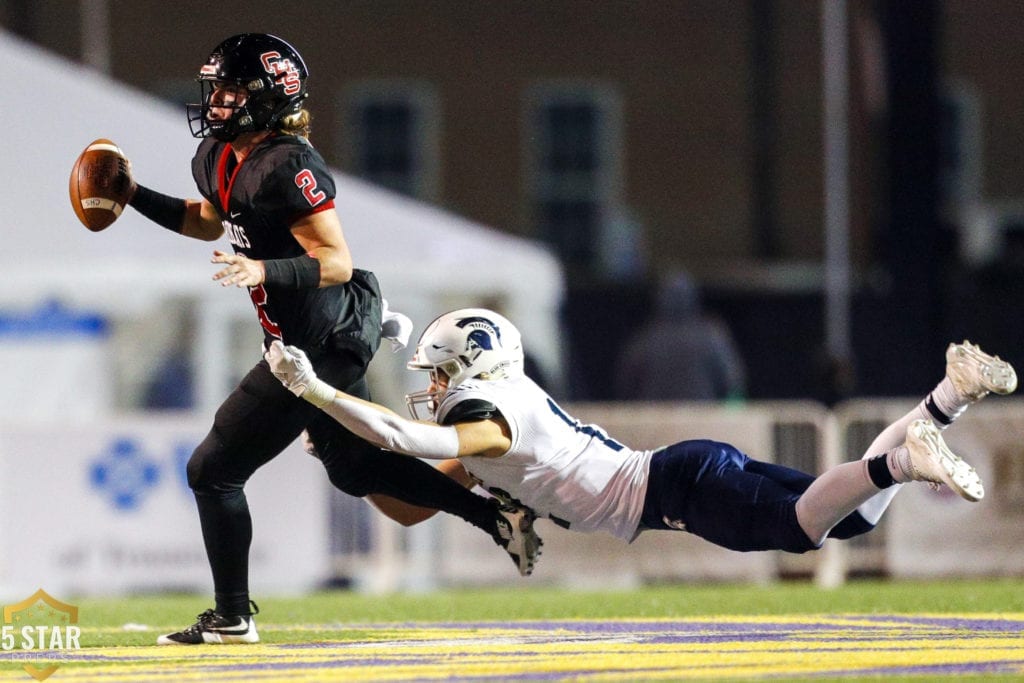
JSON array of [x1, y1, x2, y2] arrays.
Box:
[[69, 138, 132, 232]]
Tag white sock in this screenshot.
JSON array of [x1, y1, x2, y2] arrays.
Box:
[[886, 445, 914, 483], [860, 406, 929, 461], [854, 401, 931, 524], [924, 376, 970, 427], [796, 460, 882, 546], [856, 482, 902, 525], [855, 372, 969, 525]]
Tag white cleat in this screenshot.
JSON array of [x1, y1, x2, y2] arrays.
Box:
[[946, 340, 1017, 401], [905, 419, 984, 502]]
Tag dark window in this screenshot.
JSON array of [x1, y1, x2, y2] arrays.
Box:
[[527, 88, 620, 278], [344, 85, 438, 201]]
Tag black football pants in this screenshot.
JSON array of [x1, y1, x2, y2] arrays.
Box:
[[186, 351, 497, 615]]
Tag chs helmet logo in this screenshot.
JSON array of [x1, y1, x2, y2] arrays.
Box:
[[260, 51, 302, 96]]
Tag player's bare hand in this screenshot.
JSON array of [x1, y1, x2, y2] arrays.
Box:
[[211, 250, 265, 287]]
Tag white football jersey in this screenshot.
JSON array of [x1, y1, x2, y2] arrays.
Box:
[[436, 375, 653, 541]]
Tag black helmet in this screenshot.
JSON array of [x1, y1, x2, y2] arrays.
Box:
[[187, 33, 309, 142]]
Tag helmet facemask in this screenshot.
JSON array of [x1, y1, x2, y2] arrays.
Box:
[[189, 78, 304, 142], [405, 366, 458, 419], [188, 79, 255, 141]]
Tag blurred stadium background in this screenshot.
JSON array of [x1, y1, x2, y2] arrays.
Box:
[[1, 1, 1023, 600]]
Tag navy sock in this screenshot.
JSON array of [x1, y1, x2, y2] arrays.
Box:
[[924, 394, 953, 426], [866, 454, 896, 489]]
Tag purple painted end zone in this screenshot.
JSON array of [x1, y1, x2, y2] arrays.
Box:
[[266, 615, 1024, 678], [12, 615, 1017, 680]]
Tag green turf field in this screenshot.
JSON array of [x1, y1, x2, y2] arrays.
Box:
[[73, 578, 1024, 644], [2, 579, 1023, 681]]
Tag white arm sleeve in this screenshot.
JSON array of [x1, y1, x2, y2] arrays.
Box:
[[320, 397, 461, 460]]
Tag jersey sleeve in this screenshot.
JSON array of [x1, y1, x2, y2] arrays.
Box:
[[439, 398, 502, 426], [255, 139, 337, 226], [436, 382, 519, 452], [190, 138, 223, 206]]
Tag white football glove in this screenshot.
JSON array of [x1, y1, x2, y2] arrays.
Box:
[[380, 298, 414, 352], [264, 340, 335, 407]]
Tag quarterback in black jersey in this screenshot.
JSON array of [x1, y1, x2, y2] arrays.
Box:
[[120, 34, 540, 646]]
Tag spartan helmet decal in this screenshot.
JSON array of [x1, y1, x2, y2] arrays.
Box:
[[458, 316, 502, 361], [466, 328, 495, 350], [405, 309, 525, 419]]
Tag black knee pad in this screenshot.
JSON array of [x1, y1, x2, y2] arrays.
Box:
[[782, 527, 821, 554], [827, 511, 876, 540]]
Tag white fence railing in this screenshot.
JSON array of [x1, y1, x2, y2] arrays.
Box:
[[2, 399, 1020, 598]]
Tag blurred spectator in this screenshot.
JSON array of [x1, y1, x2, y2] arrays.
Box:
[[143, 349, 194, 409], [614, 271, 745, 401]]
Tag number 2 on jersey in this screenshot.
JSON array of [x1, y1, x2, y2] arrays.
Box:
[[295, 169, 326, 206]]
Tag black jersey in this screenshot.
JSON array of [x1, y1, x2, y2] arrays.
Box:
[[192, 135, 381, 360]]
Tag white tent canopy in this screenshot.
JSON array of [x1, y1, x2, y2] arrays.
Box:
[[0, 31, 564, 410]]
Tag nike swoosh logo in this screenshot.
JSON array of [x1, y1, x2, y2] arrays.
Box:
[[208, 620, 251, 634], [230, 211, 242, 218]]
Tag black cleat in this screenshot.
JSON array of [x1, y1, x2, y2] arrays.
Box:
[[156, 603, 260, 645], [494, 504, 543, 576]]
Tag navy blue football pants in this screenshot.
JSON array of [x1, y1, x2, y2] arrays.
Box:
[[639, 440, 875, 553]]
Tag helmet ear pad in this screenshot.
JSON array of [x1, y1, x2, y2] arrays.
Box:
[[242, 73, 309, 131]]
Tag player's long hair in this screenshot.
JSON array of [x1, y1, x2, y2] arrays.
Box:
[[278, 109, 312, 138]]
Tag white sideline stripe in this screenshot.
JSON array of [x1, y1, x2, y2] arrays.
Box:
[[86, 142, 123, 155], [80, 197, 124, 216]]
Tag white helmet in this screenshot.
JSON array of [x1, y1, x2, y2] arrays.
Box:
[[405, 308, 524, 419]]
